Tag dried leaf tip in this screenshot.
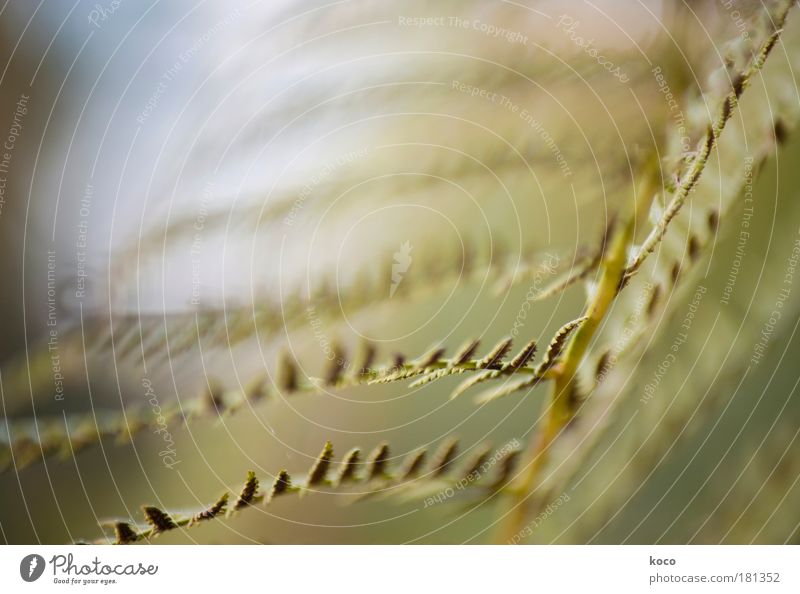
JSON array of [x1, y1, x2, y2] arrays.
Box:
[[450, 370, 497, 400], [307, 441, 334, 486], [391, 353, 406, 371], [367, 442, 390, 480], [203, 379, 225, 413], [269, 470, 292, 502], [731, 71, 746, 100], [408, 368, 451, 389], [774, 119, 787, 145], [356, 342, 376, 375], [594, 350, 611, 384], [337, 448, 361, 484], [759, 28, 781, 63], [414, 346, 446, 370], [507, 338, 538, 370], [490, 449, 521, 490], [669, 262, 681, 286], [430, 438, 459, 477], [325, 343, 347, 385], [278, 352, 298, 392], [463, 447, 491, 480], [142, 506, 177, 533], [400, 449, 427, 480], [245, 375, 269, 402], [478, 337, 513, 369], [647, 284, 662, 318], [474, 375, 539, 404], [450, 338, 480, 366], [538, 317, 588, 373], [193, 492, 229, 523], [114, 522, 139, 544], [707, 209, 720, 234], [234, 470, 259, 511], [687, 234, 700, 262], [566, 382, 586, 417]]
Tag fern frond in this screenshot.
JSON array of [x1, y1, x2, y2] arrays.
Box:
[[495, 1, 796, 541], [625, 2, 792, 277], [76, 234, 563, 375], [3, 337, 547, 473], [372, 336, 546, 391], [465, 317, 588, 404], [0, 326, 577, 477], [90, 437, 520, 544]]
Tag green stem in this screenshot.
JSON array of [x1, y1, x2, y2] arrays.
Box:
[[497, 165, 659, 544]]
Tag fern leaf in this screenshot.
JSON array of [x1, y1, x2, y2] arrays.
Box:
[[626, 4, 792, 277], [90, 437, 520, 544]]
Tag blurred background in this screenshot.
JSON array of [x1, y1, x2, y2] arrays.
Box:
[[0, 0, 799, 544]]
